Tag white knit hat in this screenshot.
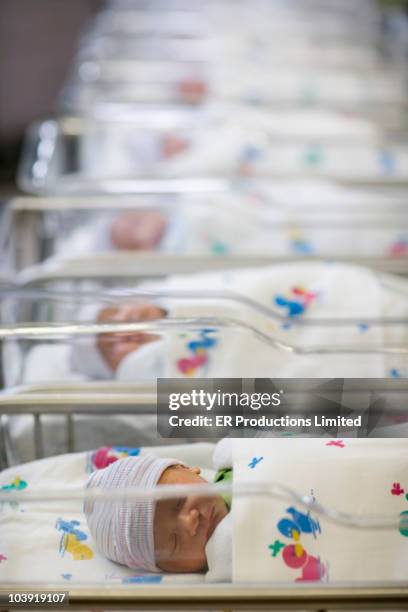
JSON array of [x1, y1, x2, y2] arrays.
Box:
[[84, 455, 180, 572]]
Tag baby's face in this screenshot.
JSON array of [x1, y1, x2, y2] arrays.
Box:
[[96, 303, 166, 372], [110, 212, 167, 251], [154, 465, 228, 573]]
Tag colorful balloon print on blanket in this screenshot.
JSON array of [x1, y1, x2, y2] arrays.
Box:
[[390, 482, 408, 537], [389, 368, 407, 379], [389, 237, 408, 257], [274, 286, 318, 319], [238, 144, 264, 176], [269, 506, 326, 582], [177, 329, 218, 377], [87, 446, 141, 472], [287, 227, 313, 256], [56, 518, 93, 560], [379, 150, 396, 176], [303, 144, 325, 167], [0, 476, 27, 491], [210, 240, 229, 256]]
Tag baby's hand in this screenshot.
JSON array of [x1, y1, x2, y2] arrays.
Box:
[[110, 212, 167, 251], [96, 303, 166, 372]]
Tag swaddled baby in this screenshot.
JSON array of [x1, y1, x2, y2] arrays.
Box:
[[54, 182, 408, 262], [84, 453, 231, 577], [69, 261, 408, 381], [14, 262, 408, 462]]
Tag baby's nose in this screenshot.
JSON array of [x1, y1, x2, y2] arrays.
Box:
[[179, 508, 199, 537]]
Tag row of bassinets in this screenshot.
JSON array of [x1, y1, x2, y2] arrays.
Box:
[[2, 1, 408, 598], [2, 0, 408, 463]]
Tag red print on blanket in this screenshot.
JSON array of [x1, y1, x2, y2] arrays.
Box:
[[88, 446, 141, 471], [390, 482, 408, 537], [176, 330, 218, 377], [274, 286, 318, 319], [269, 506, 326, 582]]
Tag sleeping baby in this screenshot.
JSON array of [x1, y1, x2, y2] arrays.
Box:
[[84, 438, 408, 582], [56, 210, 168, 257], [53, 182, 408, 261], [68, 261, 408, 380], [11, 261, 408, 462], [84, 452, 231, 576]]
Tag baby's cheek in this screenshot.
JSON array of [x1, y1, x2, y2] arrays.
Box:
[[162, 134, 190, 158], [110, 213, 166, 250], [113, 341, 143, 365], [97, 339, 136, 371], [178, 78, 207, 103], [136, 216, 167, 249]]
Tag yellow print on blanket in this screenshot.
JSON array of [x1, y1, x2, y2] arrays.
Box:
[[64, 534, 94, 560], [0, 476, 27, 491], [56, 518, 93, 560], [269, 504, 326, 582], [176, 329, 218, 377]]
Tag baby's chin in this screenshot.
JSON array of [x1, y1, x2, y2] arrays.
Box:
[[207, 496, 229, 541], [156, 554, 207, 574]]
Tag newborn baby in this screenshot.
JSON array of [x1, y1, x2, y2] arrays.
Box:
[[56, 211, 168, 259], [95, 303, 166, 373], [53, 182, 408, 262], [69, 261, 408, 380], [110, 212, 167, 251], [85, 454, 230, 573]]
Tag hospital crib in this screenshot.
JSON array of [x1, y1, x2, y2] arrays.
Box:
[[17, 115, 408, 196], [86, 2, 382, 43], [75, 2, 384, 71], [64, 60, 408, 112], [63, 0, 408, 112], [3, 3, 408, 609], [1, 274, 408, 402], [4, 192, 408, 275], [7, 307, 404, 465], [79, 3, 382, 68], [2, 434, 408, 609]]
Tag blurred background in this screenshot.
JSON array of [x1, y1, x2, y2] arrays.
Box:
[[0, 0, 103, 192], [1, 0, 408, 196]]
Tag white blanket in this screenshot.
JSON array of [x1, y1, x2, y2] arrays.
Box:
[[6, 262, 408, 464], [232, 438, 408, 583], [0, 443, 215, 586], [158, 262, 408, 378], [50, 182, 408, 261], [61, 261, 408, 380], [12, 262, 408, 384], [213, 68, 404, 108], [78, 104, 408, 182], [159, 127, 408, 181]]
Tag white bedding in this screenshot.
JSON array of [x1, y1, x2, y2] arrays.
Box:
[[80, 107, 392, 181], [14, 261, 408, 385], [3, 437, 408, 586], [159, 262, 408, 378], [159, 134, 408, 182], [5, 262, 408, 463], [232, 438, 408, 583], [52, 181, 408, 261], [0, 443, 215, 586]]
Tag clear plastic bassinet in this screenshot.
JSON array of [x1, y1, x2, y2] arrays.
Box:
[[5, 191, 408, 274], [1, 438, 408, 609], [2, 275, 408, 387], [17, 115, 408, 197]]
